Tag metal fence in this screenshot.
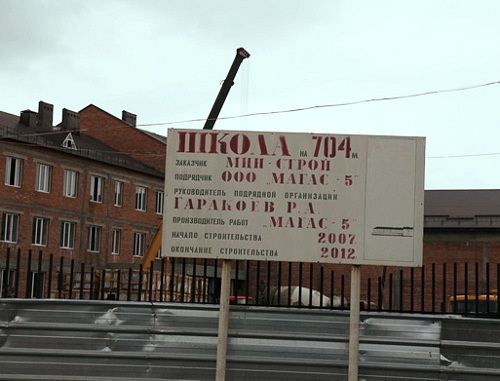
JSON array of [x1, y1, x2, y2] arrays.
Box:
[[1, 299, 499, 380], [1, 248, 499, 316]]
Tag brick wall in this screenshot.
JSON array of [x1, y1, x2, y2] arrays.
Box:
[[79, 105, 166, 172], [0, 141, 163, 267]]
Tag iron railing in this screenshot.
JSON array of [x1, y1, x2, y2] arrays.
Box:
[[1, 248, 499, 317]]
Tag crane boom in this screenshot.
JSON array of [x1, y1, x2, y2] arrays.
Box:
[[143, 48, 250, 270], [203, 47, 250, 130]]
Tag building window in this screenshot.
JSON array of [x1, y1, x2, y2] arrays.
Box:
[[5, 156, 23, 187], [133, 232, 145, 257], [28, 271, 45, 298], [35, 163, 52, 193], [1, 212, 19, 243], [111, 229, 121, 255], [63, 169, 78, 198], [60, 221, 76, 249], [0, 269, 16, 297], [90, 175, 104, 203], [155, 190, 164, 214], [114, 181, 124, 207], [135, 186, 147, 211], [32, 217, 49, 246], [61, 133, 77, 150], [88, 225, 101, 252]]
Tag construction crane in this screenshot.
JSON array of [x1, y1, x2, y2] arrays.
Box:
[[142, 48, 250, 270], [202, 47, 250, 130]]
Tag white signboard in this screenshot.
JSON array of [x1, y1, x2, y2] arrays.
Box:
[[163, 129, 425, 266]]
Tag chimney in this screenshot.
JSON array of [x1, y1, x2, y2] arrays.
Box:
[[20, 110, 37, 128], [61, 108, 80, 132], [36, 101, 54, 132], [122, 110, 137, 127]]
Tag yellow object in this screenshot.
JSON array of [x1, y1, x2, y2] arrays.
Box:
[[448, 290, 498, 313], [143, 222, 162, 271]]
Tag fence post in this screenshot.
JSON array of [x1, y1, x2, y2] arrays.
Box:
[[3, 248, 11, 298], [36, 251, 43, 298], [47, 254, 53, 299], [79, 263, 85, 300], [25, 250, 32, 298], [14, 248, 21, 298]]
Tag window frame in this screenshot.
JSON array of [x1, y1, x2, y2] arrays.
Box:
[[28, 271, 45, 298], [0, 269, 16, 297], [35, 163, 52, 193], [60, 221, 76, 249], [111, 228, 121, 255], [155, 190, 164, 215], [90, 175, 104, 203], [63, 169, 78, 198], [133, 232, 146, 257], [87, 225, 101, 252], [32, 217, 49, 246], [135, 186, 147, 211], [5, 156, 23, 187], [61, 133, 77, 150], [1, 212, 19, 243], [114, 181, 124, 207]]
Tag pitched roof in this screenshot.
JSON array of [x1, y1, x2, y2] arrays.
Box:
[[140, 129, 167, 144], [425, 189, 500, 229], [79, 104, 167, 144], [0, 110, 163, 178]]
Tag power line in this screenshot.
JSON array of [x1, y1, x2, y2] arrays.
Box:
[[138, 80, 500, 127], [427, 152, 500, 159], [1, 80, 498, 137], [2, 129, 499, 160], [1, 80, 499, 160]]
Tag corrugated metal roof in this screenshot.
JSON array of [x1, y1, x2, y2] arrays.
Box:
[[425, 190, 500, 229], [425, 189, 500, 216]]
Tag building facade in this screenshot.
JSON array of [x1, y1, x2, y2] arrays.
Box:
[[267, 189, 500, 311], [2, 102, 500, 308], [0, 101, 165, 269]]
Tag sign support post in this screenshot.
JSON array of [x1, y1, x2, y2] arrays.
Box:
[[215, 259, 232, 381], [348, 264, 361, 380]]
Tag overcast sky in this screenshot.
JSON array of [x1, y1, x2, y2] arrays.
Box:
[[1, 0, 499, 190]]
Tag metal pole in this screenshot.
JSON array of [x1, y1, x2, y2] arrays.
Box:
[[348, 265, 361, 380], [201, 47, 246, 379], [215, 259, 232, 381]]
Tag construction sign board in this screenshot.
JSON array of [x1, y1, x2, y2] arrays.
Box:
[[163, 129, 425, 267]]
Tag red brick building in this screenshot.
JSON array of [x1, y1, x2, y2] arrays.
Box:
[[0, 101, 165, 277], [272, 189, 500, 311], [2, 102, 500, 309], [79, 105, 166, 172]]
